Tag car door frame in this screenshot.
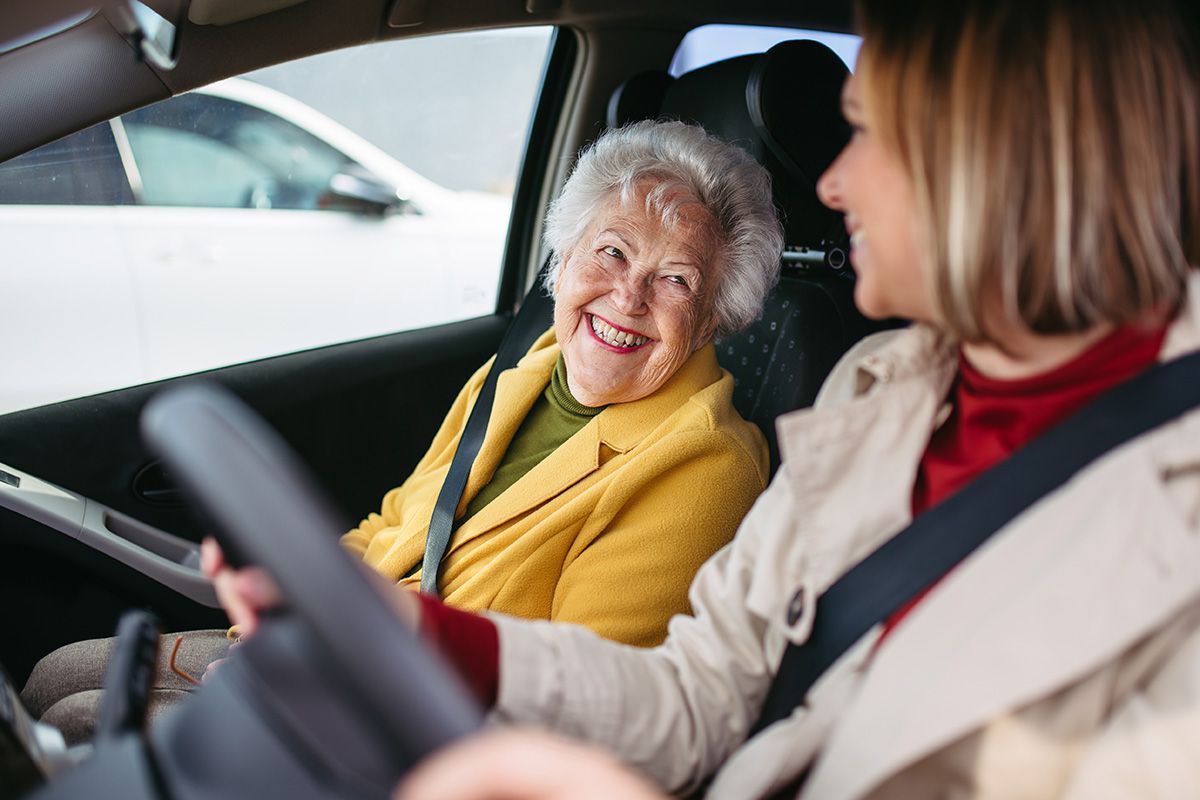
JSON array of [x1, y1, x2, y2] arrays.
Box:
[[0, 24, 580, 686]]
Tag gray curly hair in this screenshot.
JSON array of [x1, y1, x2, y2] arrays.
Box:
[[542, 120, 783, 336]]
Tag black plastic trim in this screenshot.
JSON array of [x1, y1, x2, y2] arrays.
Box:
[[494, 26, 579, 316]]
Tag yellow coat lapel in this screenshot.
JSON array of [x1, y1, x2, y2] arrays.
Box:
[[448, 334, 724, 554], [457, 343, 556, 516]]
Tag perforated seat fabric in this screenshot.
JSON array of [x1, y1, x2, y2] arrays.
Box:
[[608, 41, 895, 472], [716, 275, 876, 470]]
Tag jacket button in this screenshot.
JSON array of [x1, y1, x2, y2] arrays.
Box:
[[786, 587, 806, 626]]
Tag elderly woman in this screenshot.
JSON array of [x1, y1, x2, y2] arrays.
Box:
[[390, 0, 1200, 797], [22, 119, 782, 740], [336, 118, 779, 645]]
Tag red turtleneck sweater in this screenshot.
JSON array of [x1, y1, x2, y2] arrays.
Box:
[[882, 322, 1167, 639]]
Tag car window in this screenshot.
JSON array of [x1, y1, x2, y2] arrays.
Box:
[[121, 94, 353, 210], [0, 123, 132, 205], [669, 24, 861, 75], [0, 27, 554, 416]]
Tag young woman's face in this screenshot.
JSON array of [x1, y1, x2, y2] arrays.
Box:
[[817, 75, 935, 324]]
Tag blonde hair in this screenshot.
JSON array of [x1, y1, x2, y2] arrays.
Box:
[[856, 0, 1200, 340]]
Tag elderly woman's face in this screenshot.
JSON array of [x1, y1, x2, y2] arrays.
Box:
[[553, 187, 719, 407]]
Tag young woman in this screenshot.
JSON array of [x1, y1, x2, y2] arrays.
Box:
[[224, 0, 1200, 796]]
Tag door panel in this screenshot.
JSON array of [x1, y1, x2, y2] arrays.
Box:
[[0, 315, 507, 684], [0, 23, 570, 699]]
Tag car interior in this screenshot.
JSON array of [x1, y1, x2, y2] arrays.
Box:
[[0, 0, 888, 796]]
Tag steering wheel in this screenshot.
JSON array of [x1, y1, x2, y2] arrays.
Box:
[[31, 382, 482, 800]]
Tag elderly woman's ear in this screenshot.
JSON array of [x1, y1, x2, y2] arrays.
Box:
[[692, 261, 725, 352], [691, 307, 720, 353]]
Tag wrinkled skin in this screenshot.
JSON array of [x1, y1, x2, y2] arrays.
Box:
[[554, 185, 721, 407]]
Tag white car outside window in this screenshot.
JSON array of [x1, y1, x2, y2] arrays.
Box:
[[0, 29, 550, 416]]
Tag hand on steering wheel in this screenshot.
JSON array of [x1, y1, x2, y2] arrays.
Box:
[[201, 537, 423, 643], [201, 537, 282, 638]]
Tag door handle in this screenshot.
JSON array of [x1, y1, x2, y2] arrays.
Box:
[[132, 461, 183, 506], [0, 461, 217, 607]]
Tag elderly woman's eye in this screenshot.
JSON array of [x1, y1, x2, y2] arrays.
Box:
[[602, 245, 624, 260], [666, 275, 690, 288]]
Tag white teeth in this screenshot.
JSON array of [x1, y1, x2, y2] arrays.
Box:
[[589, 315, 647, 348], [850, 231, 865, 249]]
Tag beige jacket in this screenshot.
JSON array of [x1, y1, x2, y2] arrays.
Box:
[[493, 273, 1200, 799]]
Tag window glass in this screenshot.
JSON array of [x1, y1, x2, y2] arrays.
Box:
[[124, 123, 276, 208], [122, 94, 353, 209], [0, 27, 554, 415], [0, 123, 132, 205], [669, 24, 861, 76]]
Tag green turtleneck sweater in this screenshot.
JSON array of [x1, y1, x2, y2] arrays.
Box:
[[463, 355, 604, 520]]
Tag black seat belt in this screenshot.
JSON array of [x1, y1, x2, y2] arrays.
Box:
[[750, 347, 1200, 740], [419, 269, 555, 596]]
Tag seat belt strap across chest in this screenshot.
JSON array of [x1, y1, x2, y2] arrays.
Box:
[[750, 348, 1200, 738], [420, 274, 555, 596]]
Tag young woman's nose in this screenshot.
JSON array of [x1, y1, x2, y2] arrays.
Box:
[[817, 150, 847, 212]]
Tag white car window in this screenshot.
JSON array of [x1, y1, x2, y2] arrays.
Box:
[[125, 124, 278, 208], [0, 27, 553, 415]]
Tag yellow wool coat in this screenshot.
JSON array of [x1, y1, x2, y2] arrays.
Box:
[[341, 328, 769, 647]]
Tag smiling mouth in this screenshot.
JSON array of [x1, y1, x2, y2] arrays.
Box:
[[847, 228, 864, 269], [587, 314, 651, 350]]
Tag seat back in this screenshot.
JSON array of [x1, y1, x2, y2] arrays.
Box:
[[609, 41, 893, 471]]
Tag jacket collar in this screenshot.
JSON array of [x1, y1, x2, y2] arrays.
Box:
[[452, 329, 723, 545], [764, 324, 957, 601], [801, 275, 1200, 800]]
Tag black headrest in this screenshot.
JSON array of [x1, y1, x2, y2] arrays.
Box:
[[659, 53, 766, 162], [748, 40, 851, 195], [607, 71, 675, 129], [606, 39, 851, 246]]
